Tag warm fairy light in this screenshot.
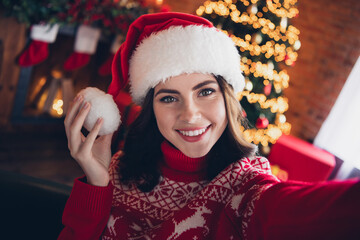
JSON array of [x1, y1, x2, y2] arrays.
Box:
[[293, 39, 301, 50], [280, 17, 288, 32], [241, 122, 291, 145], [278, 114, 286, 124], [196, 6, 204, 16], [245, 80, 253, 91], [266, 0, 299, 18], [52, 99, 64, 116], [249, 4, 258, 14], [253, 33, 262, 44], [240, 91, 289, 113], [227, 7, 300, 44], [240, 58, 290, 90], [226, 30, 298, 62]]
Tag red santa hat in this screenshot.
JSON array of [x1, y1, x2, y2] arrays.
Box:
[[108, 12, 245, 105]]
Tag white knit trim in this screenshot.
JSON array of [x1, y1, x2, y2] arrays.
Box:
[[74, 25, 101, 54], [31, 24, 59, 43], [129, 25, 245, 105]]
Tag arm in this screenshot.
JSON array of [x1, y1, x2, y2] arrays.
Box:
[[58, 94, 116, 239], [247, 179, 360, 239], [58, 177, 113, 240]]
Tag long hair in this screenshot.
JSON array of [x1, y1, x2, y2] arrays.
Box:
[[119, 76, 256, 192]]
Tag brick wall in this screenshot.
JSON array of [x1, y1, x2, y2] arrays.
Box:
[[165, 0, 360, 142], [284, 0, 360, 142]]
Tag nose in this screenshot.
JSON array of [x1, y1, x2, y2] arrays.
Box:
[[179, 99, 201, 124]]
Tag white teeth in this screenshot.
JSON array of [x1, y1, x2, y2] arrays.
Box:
[[179, 127, 207, 137]]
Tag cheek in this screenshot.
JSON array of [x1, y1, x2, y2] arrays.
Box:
[[211, 99, 228, 127], [153, 105, 173, 134]]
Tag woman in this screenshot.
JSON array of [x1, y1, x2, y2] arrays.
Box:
[[59, 13, 360, 239]]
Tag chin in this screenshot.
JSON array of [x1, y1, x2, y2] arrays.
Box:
[[181, 146, 211, 158]]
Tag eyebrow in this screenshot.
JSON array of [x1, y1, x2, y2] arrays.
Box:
[[154, 80, 217, 97], [154, 89, 180, 97], [192, 80, 217, 91]]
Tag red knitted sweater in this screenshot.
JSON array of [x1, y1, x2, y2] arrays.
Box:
[[59, 141, 360, 240]]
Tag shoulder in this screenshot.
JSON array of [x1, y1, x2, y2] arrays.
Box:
[[210, 155, 278, 190], [234, 155, 273, 175], [223, 157, 279, 238], [229, 155, 274, 179]]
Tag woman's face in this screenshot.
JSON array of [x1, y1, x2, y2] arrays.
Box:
[[153, 73, 228, 158]]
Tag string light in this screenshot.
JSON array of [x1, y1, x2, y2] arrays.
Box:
[[224, 30, 298, 63], [52, 99, 64, 116], [293, 39, 301, 51], [240, 58, 290, 90], [198, 1, 300, 45], [280, 17, 288, 32], [245, 79, 254, 91], [240, 91, 289, 113], [248, 4, 258, 15], [241, 122, 291, 145], [266, 0, 299, 18]]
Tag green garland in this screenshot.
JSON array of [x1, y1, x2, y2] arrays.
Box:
[[1, 0, 149, 35]]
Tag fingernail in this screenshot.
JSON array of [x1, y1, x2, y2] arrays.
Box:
[[77, 95, 83, 102], [82, 102, 89, 110], [97, 118, 103, 124]]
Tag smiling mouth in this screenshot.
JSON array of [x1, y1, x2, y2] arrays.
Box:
[[177, 126, 210, 137]]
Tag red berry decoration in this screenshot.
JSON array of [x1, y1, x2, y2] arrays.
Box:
[[264, 83, 272, 96], [256, 116, 269, 129]]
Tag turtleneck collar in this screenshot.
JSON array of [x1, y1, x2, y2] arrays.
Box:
[[160, 141, 208, 182]]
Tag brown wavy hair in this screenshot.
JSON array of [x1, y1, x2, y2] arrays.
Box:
[[119, 75, 256, 192]]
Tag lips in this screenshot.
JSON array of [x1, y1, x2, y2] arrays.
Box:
[[176, 125, 210, 142], [178, 127, 207, 136]]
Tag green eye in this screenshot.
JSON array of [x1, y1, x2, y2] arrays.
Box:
[[160, 96, 177, 103], [199, 88, 215, 97]]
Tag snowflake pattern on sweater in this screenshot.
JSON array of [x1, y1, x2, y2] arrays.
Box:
[[101, 153, 279, 239]]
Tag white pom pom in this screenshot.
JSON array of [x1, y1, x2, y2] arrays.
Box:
[[78, 87, 121, 135]]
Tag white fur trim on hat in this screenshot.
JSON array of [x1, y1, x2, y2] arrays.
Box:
[[129, 25, 245, 105]]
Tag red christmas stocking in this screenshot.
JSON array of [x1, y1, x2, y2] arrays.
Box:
[[64, 25, 101, 71], [98, 34, 124, 76], [18, 24, 59, 67]]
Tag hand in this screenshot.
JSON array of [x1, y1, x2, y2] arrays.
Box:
[[64, 94, 113, 186]]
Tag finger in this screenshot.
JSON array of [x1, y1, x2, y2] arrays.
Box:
[[64, 95, 84, 137], [69, 102, 91, 149], [82, 118, 103, 153], [81, 134, 86, 142], [98, 133, 114, 146]]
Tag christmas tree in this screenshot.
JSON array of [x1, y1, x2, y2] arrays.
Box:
[[197, 0, 300, 150]]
